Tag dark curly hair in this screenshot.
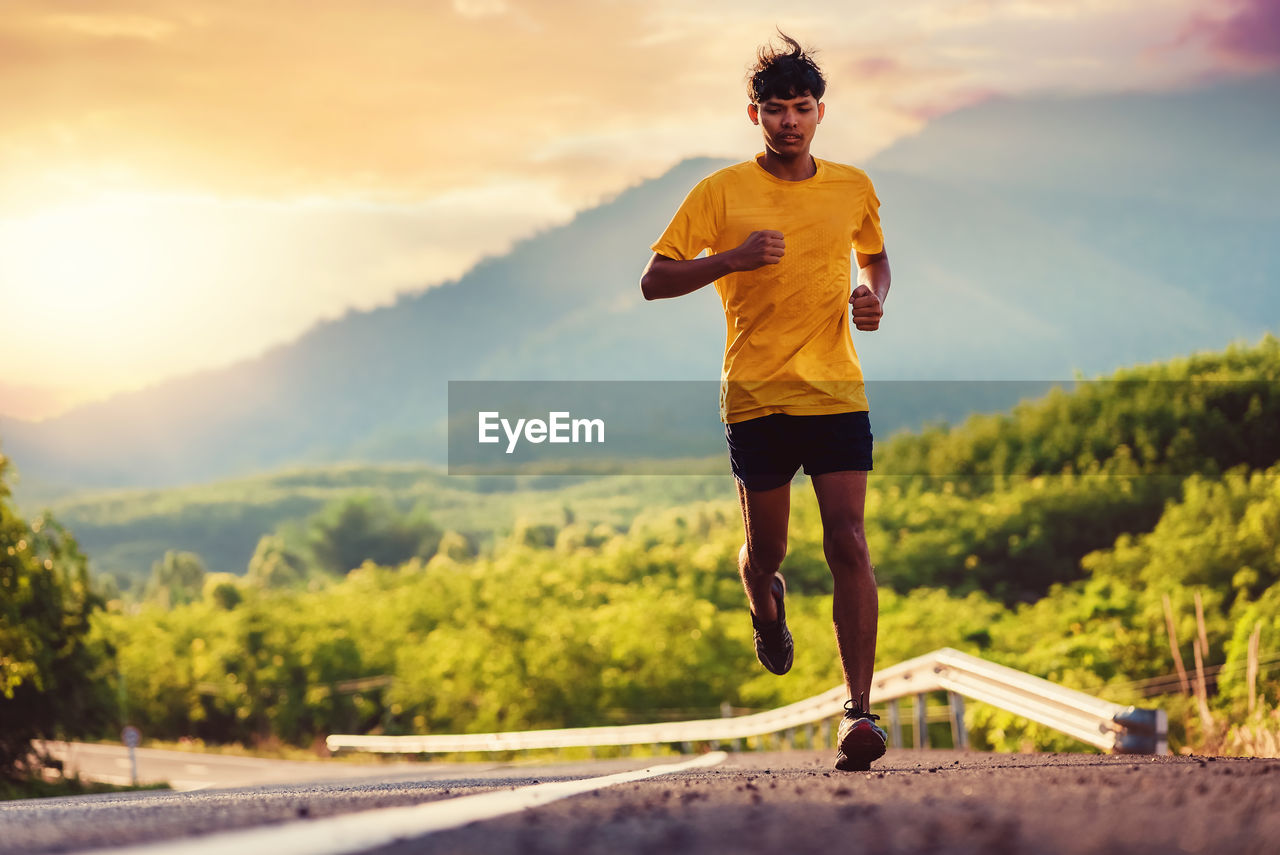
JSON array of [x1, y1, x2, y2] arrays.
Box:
[[748, 31, 826, 104]]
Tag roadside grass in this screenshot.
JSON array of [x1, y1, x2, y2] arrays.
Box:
[[1, 774, 169, 802]]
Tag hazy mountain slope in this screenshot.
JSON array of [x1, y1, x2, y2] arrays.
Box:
[[869, 73, 1280, 324], [858, 169, 1251, 381], [4, 77, 1277, 498], [3, 159, 728, 494]]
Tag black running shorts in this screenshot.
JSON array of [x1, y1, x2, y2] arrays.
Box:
[[725, 411, 873, 492]]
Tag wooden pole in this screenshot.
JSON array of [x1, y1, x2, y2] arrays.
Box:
[[1193, 589, 1210, 664], [1162, 593, 1191, 695], [1192, 638, 1215, 732], [1247, 621, 1262, 716]]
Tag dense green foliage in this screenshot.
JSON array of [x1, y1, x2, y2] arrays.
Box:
[[144, 551, 207, 607], [879, 340, 1279, 480], [0, 454, 110, 783], [39, 467, 734, 584], [90, 459, 1280, 752], [14, 337, 1280, 758], [304, 495, 442, 576]]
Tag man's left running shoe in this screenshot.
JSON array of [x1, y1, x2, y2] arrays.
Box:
[[835, 698, 887, 771], [751, 574, 793, 675]]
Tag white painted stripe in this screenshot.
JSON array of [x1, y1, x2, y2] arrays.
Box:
[[169, 780, 213, 792], [75, 752, 726, 855]]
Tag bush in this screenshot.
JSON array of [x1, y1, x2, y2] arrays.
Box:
[[0, 453, 110, 783]]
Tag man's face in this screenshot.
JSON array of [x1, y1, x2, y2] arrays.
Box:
[[749, 93, 824, 158]]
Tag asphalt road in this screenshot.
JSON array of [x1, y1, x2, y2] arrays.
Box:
[[40, 741, 487, 791], [5, 748, 1277, 854]]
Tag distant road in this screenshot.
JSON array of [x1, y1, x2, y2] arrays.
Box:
[[40, 741, 484, 791], [5, 747, 1277, 854]]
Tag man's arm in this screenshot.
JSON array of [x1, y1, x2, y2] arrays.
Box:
[[640, 230, 785, 300], [849, 248, 890, 331]]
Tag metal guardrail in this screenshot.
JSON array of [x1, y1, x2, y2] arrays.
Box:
[[326, 647, 1167, 756], [877, 648, 1167, 754]]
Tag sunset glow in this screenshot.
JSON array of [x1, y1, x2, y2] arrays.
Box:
[[0, 0, 1271, 420]]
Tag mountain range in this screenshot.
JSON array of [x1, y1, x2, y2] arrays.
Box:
[[4, 73, 1278, 502]]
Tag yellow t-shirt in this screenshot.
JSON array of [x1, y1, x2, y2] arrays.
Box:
[[651, 155, 884, 423]]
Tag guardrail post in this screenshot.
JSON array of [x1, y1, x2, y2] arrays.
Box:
[[804, 723, 815, 749], [819, 718, 831, 749], [915, 693, 929, 749], [722, 702, 741, 752], [1112, 707, 1169, 755], [887, 699, 902, 749], [948, 691, 968, 749]]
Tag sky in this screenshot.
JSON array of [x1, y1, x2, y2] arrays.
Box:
[[1, 0, 1276, 421]]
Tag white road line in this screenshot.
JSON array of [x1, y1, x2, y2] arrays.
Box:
[[74, 752, 726, 855], [170, 780, 214, 792]]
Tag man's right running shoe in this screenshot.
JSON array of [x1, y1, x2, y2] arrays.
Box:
[[751, 574, 793, 675], [835, 698, 887, 771]]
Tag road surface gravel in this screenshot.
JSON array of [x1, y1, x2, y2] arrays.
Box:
[[377, 750, 1280, 855], [3, 749, 1276, 854]]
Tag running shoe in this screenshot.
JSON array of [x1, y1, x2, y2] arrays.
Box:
[[752, 574, 793, 675], [835, 698, 887, 771]]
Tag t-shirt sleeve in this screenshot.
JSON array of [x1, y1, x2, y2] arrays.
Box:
[[650, 177, 722, 260], [852, 177, 884, 255]]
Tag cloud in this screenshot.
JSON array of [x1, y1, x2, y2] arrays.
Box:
[[0, 0, 1235, 215], [37, 11, 183, 41], [0, 0, 1263, 401], [903, 87, 1004, 121], [452, 0, 509, 18], [1196, 0, 1280, 69]]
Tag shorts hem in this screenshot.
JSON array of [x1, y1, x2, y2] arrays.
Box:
[[803, 461, 873, 477], [732, 471, 797, 492]]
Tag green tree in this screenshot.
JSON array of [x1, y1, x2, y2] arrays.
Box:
[[436, 530, 475, 561], [145, 550, 207, 608], [0, 453, 109, 784], [203, 573, 244, 610], [306, 496, 441, 575], [246, 535, 307, 588]]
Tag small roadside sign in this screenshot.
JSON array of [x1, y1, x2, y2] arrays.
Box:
[[121, 725, 141, 784]]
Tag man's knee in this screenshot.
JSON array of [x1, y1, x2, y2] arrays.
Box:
[[742, 539, 786, 576], [823, 522, 869, 573]]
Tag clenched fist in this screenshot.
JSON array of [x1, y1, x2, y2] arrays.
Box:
[[731, 229, 785, 271], [849, 284, 883, 331]]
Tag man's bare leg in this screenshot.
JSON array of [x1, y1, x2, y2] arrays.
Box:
[[734, 479, 791, 622], [810, 470, 877, 703]]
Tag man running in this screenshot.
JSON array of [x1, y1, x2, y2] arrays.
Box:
[[639, 33, 891, 771]]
